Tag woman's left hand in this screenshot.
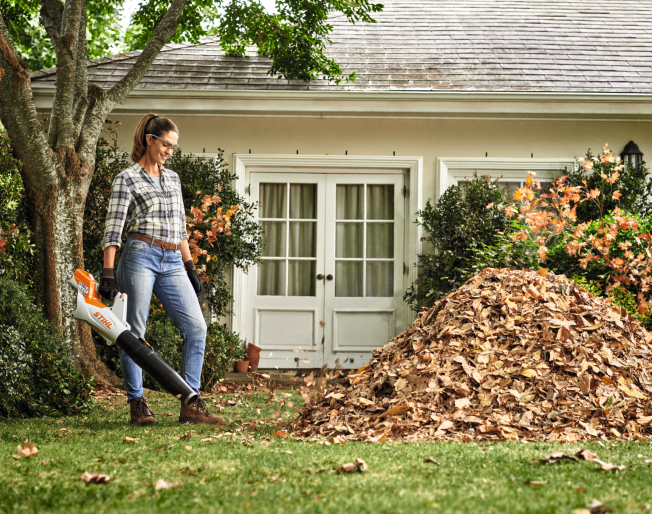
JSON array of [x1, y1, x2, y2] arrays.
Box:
[[184, 260, 203, 297]]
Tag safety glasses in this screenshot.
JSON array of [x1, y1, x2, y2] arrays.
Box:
[[147, 134, 179, 150]]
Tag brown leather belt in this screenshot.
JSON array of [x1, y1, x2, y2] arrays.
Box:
[[130, 232, 181, 251]]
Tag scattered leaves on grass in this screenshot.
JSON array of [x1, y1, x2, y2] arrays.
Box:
[[336, 458, 368, 473], [180, 432, 192, 441], [13, 440, 38, 459], [154, 479, 181, 490], [81, 471, 115, 484], [572, 499, 614, 514]]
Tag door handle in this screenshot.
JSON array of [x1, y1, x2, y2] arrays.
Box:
[[326, 274, 333, 281], [317, 274, 324, 281]]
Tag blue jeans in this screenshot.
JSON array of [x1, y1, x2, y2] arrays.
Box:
[[116, 237, 207, 402]]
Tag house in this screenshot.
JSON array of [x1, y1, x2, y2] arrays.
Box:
[[31, 0, 652, 370]]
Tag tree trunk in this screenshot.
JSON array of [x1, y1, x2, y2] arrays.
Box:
[[24, 157, 119, 384]]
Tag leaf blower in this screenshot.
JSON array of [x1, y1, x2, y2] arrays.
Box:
[[68, 269, 199, 405]]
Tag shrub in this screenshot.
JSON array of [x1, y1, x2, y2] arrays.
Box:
[[565, 149, 652, 222], [201, 323, 247, 390], [0, 277, 95, 417], [404, 173, 508, 310], [0, 130, 36, 285]]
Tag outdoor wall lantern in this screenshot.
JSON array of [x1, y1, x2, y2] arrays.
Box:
[[620, 141, 644, 166]]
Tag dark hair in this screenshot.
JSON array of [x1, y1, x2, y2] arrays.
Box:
[[131, 113, 179, 162]]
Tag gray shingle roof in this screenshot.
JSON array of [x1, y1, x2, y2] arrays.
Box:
[[31, 0, 652, 93]]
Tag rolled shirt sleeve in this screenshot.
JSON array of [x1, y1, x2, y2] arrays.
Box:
[[101, 173, 132, 249]]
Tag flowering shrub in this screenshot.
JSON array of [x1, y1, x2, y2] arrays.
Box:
[[496, 143, 652, 313]]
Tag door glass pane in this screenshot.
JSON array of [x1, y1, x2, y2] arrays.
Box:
[[289, 222, 316, 257], [336, 223, 363, 258], [366, 223, 394, 258], [259, 183, 287, 218], [257, 260, 285, 296], [335, 261, 363, 297], [336, 185, 364, 220], [289, 184, 317, 219], [261, 221, 286, 257], [366, 261, 393, 297], [288, 260, 316, 296], [367, 185, 394, 220]]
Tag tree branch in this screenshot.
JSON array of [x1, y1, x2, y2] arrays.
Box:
[[106, 0, 187, 105], [0, 12, 57, 191], [77, 0, 187, 161], [43, 0, 84, 150], [71, 2, 88, 142]]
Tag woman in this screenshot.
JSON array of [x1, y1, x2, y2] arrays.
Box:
[[100, 113, 223, 426]]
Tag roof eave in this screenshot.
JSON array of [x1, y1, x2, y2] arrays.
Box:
[[31, 86, 652, 121]]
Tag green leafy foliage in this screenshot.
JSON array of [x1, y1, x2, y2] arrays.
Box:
[[467, 219, 543, 278], [126, 0, 383, 84], [565, 151, 652, 223], [571, 274, 652, 331], [0, 277, 95, 418], [0, 130, 35, 285], [201, 323, 246, 389], [404, 174, 508, 310], [1, 0, 125, 71]]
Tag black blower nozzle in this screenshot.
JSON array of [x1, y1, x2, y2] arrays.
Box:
[[116, 331, 198, 405]]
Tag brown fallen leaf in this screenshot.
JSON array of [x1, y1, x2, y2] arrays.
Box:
[[179, 432, 192, 441], [154, 479, 181, 490], [540, 452, 578, 464], [274, 431, 289, 438], [17, 440, 38, 458], [377, 405, 409, 419], [11, 454, 21, 460], [525, 481, 549, 487], [184, 446, 192, 451], [81, 471, 115, 484], [576, 449, 597, 461], [424, 457, 440, 465], [40, 460, 50, 466], [336, 458, 367, 473]]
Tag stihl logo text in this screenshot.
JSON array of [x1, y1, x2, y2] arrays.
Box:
[[93, 312, 112, 329]]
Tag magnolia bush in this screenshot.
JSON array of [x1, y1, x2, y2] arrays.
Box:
[[495, 143, 652, 313]]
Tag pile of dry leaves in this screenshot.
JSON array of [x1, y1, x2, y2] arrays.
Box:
[[291, 268, 652, 442]]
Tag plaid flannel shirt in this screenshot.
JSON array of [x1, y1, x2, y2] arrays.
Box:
[[102, 162, 188, 249]]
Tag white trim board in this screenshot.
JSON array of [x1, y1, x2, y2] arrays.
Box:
[[436, 157, 577, 199], [231, 154, 423, 338], [32, 87, 652, 121]]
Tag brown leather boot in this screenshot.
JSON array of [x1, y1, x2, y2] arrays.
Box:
[[129, 397, 157, 426], [179, 398, 226, 425]]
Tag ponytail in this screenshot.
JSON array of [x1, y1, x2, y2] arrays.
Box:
[[131, 113, 179, 162]]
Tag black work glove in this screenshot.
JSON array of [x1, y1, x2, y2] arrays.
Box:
[[184, 260, 203, 298], [99, 268, 119, 301]]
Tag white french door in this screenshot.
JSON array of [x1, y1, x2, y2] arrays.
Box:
[[247, 172, 405, 370]]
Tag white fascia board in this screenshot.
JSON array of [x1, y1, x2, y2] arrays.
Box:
[[31, 87, 652, 121]]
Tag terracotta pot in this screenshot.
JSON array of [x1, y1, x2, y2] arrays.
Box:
[[246, 343, 262, 372], [234, 360, 249, 373]]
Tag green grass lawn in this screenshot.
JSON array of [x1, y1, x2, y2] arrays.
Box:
[[1, 389, 651, 514]]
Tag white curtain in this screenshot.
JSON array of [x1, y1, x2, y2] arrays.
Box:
[[257, 182, 394, 298], [258, 183, 317, 297]]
